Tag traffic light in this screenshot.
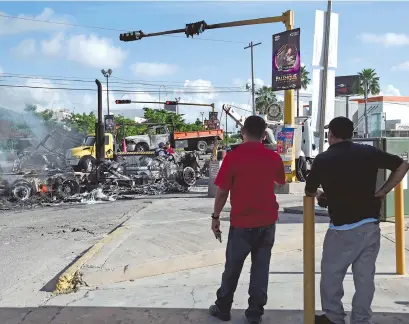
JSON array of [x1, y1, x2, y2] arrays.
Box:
[[185, 20, 208, 38], [164, 101, 178, 112], [115, 100, 131, 104], [119, 31, 143, 42]]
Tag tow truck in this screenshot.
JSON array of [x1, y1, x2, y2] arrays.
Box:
[[221, 104, 329, 165]]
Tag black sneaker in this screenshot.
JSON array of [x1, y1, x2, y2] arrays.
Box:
[[209, 305, 231, 321], [247, 317, 262, 324], [315, 314, 336, 324]]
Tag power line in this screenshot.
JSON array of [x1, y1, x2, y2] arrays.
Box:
[[0, 72, 246, 90], [0, 83, 249, 94], [0, 13, 246, 44]]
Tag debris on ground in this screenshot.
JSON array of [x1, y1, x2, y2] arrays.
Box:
[[0, 127, 208, 212]]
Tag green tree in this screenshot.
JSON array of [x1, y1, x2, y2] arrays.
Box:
[[255, 86, 278, 115], [65, 112, 97, 134], [297, 66, 311, 116], [143, 108, 203, 132], [358, 68, 381, 96]]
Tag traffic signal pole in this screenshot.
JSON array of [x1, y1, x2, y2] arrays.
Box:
[[119, 10, 296, 182]]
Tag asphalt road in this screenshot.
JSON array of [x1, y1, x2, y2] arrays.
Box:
[[0, 198, 151, 307]]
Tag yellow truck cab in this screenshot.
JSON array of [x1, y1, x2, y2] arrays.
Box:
[[66, 133, 115, 172]]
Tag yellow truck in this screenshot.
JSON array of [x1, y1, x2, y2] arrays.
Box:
[[65, 133, 115, 172]]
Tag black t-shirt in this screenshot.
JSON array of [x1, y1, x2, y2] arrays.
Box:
[[305, 141, 403, 226]]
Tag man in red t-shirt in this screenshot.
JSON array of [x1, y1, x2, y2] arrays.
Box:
[[209, 116, 285, 324]]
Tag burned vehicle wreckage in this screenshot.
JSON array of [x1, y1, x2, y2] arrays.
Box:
[[0, 127, 203, 208]]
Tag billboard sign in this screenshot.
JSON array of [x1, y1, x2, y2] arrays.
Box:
[[272, 28, 301, 91], [207, 112, 220, 130], [335, 75, 360, 96], [104, 115, 115, 133]]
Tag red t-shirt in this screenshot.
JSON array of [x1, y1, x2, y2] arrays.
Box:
[[214, 142, 285, 228]]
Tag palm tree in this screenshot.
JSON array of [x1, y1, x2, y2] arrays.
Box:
[[297, 66, 311, 116], [357, 69, 380, 137], [255, 86, 277, 115], [357, 68, 380, 96]]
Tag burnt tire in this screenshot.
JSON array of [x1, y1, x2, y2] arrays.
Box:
[[177, 166, 196, 187], [79, 156, 95, 173], [135, 143, 148, 152], [10, 180, 34, 201], [197, 141, 208, 153]]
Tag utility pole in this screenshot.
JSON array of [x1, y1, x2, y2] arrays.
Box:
[[364, 80, 369, 137], [200, 112, 204, 124], [318, 0, 332, 153], [175, 97, 181, 115], [101, 69, 112, 115], [244, 42, 262, 115], [345, 95, 350, 119], [225, 112, 228, 145]]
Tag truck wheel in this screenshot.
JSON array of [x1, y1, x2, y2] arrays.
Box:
[[10, 180, 34, 201], [197, 141, 208, 153], [80, 156, 95, 173], [135, 143, 148, 152]]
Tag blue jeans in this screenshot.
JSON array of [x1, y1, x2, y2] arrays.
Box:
[[215, 224, 276, 320]]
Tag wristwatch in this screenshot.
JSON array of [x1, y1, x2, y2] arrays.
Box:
[[211, 213, 220, 219]]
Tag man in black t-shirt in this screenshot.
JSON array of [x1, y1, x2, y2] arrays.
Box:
[[305, 117, 409, 324]]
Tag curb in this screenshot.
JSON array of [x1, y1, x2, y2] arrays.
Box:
[[54, 226, 126, 294], [53, 203, 151, 294]]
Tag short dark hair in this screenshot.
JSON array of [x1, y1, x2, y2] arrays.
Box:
[[243, 115, 267, 139], [324, 117, 354, 139]]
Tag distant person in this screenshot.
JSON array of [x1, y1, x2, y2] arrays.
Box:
[[209, 115, 285, 324], [165, 142, 174, 154], [155, 142, 167, 157], [305, 117, 409, 324]]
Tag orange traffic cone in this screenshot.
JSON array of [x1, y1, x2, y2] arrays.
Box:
[[122, 139, 127, 152]]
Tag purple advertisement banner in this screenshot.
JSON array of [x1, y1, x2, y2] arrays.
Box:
[[272, 28, 301, 91]]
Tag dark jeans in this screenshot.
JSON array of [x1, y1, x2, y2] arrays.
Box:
[[215, 224, 276, 320]]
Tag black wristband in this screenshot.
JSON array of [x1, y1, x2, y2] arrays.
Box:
[[211, 213, 220, 219]]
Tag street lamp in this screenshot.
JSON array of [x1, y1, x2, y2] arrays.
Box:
[[101, 69, 113, 115], [159, 85, 167, 103]]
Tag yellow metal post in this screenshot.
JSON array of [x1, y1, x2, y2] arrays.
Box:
[[303, 196, 315, 324], [283, 10, 296, 183], [394, 181, 406, 275]]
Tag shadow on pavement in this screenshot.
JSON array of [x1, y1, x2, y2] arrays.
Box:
[[268, 271, 398, 276], [1, 307, 408, 323]]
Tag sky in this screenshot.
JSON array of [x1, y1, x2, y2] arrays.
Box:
[[0, 1, 408, 130]]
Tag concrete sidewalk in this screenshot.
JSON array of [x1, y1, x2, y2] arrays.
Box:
[[78, 194, 333, 287]]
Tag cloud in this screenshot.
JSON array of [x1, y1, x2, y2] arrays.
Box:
[[38, 32, 128, 68], [380, 85, 401, 96], [130, 62, 179, 77], [0, 65, 3, 75], [357, 33, 409, 47], [176, 79, 217, 104], [0, 8, 69, 36], [0, 75, 255, 132], [392, 61, 409, 71], [41, 32, 64, 56], [11, 39, 36, 56]]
